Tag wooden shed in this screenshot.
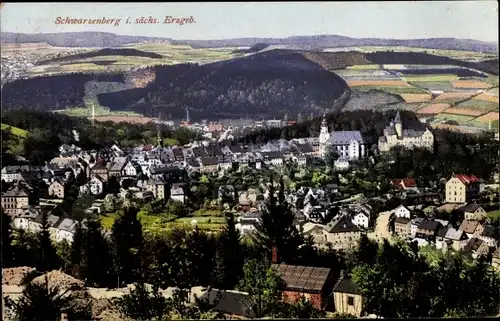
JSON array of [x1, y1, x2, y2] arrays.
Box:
[[333, 276, 364, 317], [271, 263, 335, 310]]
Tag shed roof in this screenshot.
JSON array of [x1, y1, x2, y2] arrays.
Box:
[[271, 264, 331, 292]]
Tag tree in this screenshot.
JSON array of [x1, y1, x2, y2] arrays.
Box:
[[4, 275, 92, 321], [35, 211, 60, 272], [118, 281, 171, 321], [69, 222, 84, 278], [212, 213, 244, 289], [324, 145, 340, 169], [1, 209, 14, 267], [82, 217, 115, 287], [238, 258, 285, 318], [253, 176, 304, 264], [112, 206, 144, 285]]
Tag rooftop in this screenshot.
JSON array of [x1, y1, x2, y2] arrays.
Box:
[[271, 264, 331, 292]]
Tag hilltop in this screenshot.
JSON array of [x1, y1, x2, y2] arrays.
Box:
[[2, 32, 498, 53]]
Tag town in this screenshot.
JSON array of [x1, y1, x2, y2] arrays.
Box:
[[2, 108, 500, 320]]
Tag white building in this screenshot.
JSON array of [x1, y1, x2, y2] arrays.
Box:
[[318, 114, 366, 160], [352, 212, 369, 229], [410, 217, 424, 238], [55, 218, 78, 243], [334, 158, 350, 171], [122, 161, 141, 177], [392, 205, 411, 219]]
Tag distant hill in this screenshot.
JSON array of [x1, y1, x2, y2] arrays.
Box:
[[2, 49, 498, 120], [37, 48, 164, 65], [171, 35, 498, 53], [2, 32, 498, 53], [0, 32, 172, 47]]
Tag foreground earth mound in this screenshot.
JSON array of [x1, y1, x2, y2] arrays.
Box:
[[2, 267, 36, 286]]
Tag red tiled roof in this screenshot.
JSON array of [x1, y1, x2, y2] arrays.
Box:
[[391, 178, 417, 188], [454, 174, 480, 185], [142, 145, 153, 151]]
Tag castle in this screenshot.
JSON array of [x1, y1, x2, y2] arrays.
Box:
[[318, 114, 366, 160], [378, 110, 434, 152]]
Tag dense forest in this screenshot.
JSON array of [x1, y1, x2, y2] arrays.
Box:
[[97, 50, 350, 119], [36, 48, 164, 65], [1, 73, 125, 111]]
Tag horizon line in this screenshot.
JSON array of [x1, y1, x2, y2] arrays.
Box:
[[1, 30, 498, 45]]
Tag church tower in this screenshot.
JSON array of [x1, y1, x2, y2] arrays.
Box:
[[157, 124, 164, 148], [319, 112, 330, 156], [394, 109, 403, 137]]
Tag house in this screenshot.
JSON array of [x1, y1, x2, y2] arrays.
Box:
[[30, 213, 62, 238], [334, 158, 350, 171], [332, 276, 364, 317], [1, 166, 25, 182], [1, 184, 31, 216], [199, 157, 219, 173], [459, 219, 485, 239], [271, 263, 335, 311], [445, 174, 480, 204], [394, 217, 411, 239], [416, 220, 440, 241], [464, 238, 490, 259], [444, 227, 469, 251], [391, 178, 418, 191], [170, 183, 186, 203], [146, 180, 168, 200], [435, 226, 450, 250], [90, 163, 109, 182], [318, 115, 367, 160], [458, 203, 486, 221], [392, 205, 411, 219], [13, 207, 40, 230], [235, 212, 261, 235], [352, 212, 369, 229], [478, 225, 498, 247], [122, 160, 141, 177], [88, 175, 105, 196], [48, 180, 67, 199], [410, 217, 424, 238], [198, 289, 256, 319], [108, 161, 126, 178], [54, 218, 78, 243], [304, 216, 363, 250]]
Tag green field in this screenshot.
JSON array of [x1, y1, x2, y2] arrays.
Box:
[[54, 105, 142, 117], [454, 99, 499, 112], [351, 46, 498, 61], [468, 119, 499, 130], [432, 113, 476, 123], [1, 123, 29, 137], [100, 211, 226, 234], [353, 85, 428, 94], [402, 74, 459, 82], [346, 64, 380, 70], [410, 81, 458, 92]]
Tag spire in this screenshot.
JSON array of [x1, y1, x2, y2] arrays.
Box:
[[394, 109, 402, 123], [321, 112, 327, 127], [186, 107, 190, 123]]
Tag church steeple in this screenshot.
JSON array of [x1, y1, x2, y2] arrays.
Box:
[[157, 125, 164, 148], [394, 109, 402, 137], [319, 112, 330, 156]]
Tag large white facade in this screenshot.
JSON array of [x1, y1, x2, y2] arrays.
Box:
[[318, 114, 366, 160]]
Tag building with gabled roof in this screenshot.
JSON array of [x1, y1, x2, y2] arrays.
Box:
[[458, 203, 486, 221], [333, 276, 364, 317], [271, 263, 335, 311], [318, 114, 366, 160], [391, 178, 418, 190], [445, 174, 480, 203], [378, 109, 434, 152]]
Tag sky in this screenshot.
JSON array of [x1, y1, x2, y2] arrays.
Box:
[[1, 2, 498, 42]]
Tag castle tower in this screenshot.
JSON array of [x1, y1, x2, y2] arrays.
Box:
[[283, 112, 288, 126], [319, 112, 330, 156], [394, 109, 403, 137]]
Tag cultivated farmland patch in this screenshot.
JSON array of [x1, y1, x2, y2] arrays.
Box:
[[433, 92, 476, 103], [347, 79, 410, 87], [451, 79, 493, 89], [416, 103, 451, 114], [474, 112, 500, 123], [454, 99, 499, 112], [441, 107, 484, 117], [399, 93, 433, 103], [473, 93, 499, 103]]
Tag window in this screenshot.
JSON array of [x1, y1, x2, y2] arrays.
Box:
[[348, 296, 354, 306]]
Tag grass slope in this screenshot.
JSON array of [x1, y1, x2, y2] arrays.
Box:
[[1, 123, 29, 137]]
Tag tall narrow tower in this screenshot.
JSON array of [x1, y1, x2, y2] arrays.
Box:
[[297, 112, 303, 124], [91, 103, 95, 126], [319, 112, 330, 156], [186, 107, 190, 123], [394, 109, 402, 137], [157, 124, 163, 148]]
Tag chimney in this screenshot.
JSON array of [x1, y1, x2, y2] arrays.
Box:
[[60, 307, 69, 321], [271, 244, 278, 264]]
